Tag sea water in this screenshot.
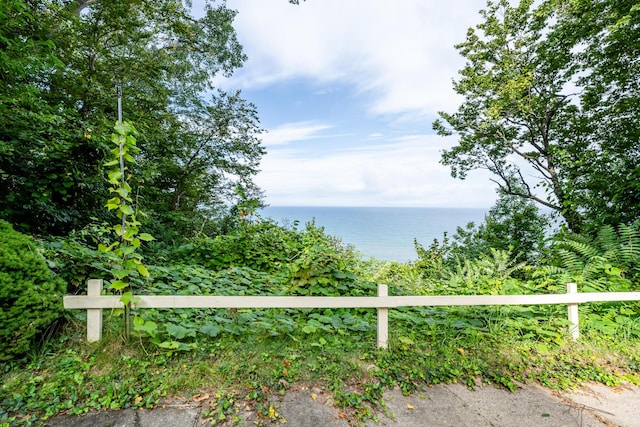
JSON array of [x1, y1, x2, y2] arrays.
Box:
[[260, 206, 488, 262]]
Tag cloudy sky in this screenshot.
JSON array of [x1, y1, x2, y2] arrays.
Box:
[[215, 0, 497, 208]]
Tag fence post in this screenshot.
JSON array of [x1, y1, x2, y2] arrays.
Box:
[[87, 279, 103, 342], [377, 284, 388, 349], [567, 282, 579, 340]]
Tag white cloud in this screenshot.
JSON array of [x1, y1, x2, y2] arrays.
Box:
[[261, 121, 333, 146], [208, 1, 498, 207], [256, 134, 496, 207], [221, 0, 483, 119]]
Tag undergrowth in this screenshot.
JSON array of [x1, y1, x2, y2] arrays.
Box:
[[2, 306, 639, 426], [2, 221, 639, 425]]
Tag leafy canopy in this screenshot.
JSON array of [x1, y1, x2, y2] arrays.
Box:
[[434, 0, 640, 233]]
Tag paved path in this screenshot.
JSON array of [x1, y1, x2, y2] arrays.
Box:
[[45, 382, 640, 427]]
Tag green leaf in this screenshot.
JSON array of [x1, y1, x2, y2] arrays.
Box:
[[302, 325, 317, 334], [166, 324, 188, 339], [134, 317, 158, 336], [108, 170, 122, 184], [113, 224, 125, 236], [115, 187, 130, 198], [120, 291, 139, 306], [112, 269, 129, 280], [118, 204, 134, 216], [123, 259, 138, 270], [157, 341, 180, 350], [121, 245, 136, 255], [109, 280, 127, 291], [138, 233, 155, 241], [137, 264, 150, 278], [199, 324, 220, 337]]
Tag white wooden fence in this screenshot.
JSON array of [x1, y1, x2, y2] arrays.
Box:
[[63, 280, 640, 348]]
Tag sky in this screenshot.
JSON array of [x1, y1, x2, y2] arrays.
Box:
[[214, 0, 497, 208]]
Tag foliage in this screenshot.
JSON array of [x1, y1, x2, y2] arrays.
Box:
[[40, 224, 115, 293], [0, 221, 66, 362], [554, 0, 640, 229], [2, 298, 639, 425], [433, 0, 640, 232], [541, 222, 640, 337], [544, 222, 640, 290], [172, 217, 304, 273], [445, 192, 549, 265], [124, 264, 375, 352], [0, 0, 263, 236], [0, 0, 80, 232], [287, 222, 371, 297], [98, 122, 155, 337], [4, 216, 640, 423], [99, 123, 154, 291]]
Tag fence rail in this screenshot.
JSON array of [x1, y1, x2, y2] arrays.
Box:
[[64, 280, 640, 347]]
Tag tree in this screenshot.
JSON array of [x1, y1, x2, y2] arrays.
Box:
[[433, 0, 640, 233], [449, 191, 548, 264], [0, 0, 79, 231], [0, 0, 264, 236], [554, 0, 640, 229], [142, 91, 265, 241]]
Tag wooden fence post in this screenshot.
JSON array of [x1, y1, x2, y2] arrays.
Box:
[[87, 279, 103, 342], [567, 282, 579, 340], [377, 284, 388, 349]]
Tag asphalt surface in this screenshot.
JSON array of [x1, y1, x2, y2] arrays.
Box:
[[45, 381, 640, 427]]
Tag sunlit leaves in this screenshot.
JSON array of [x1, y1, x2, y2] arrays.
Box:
[[435, 0, 640, 232]]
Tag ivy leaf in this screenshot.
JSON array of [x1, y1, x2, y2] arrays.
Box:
[[115, 187, 130, 198], [121, 245, 136, 255], [120, 291, 140, 306]]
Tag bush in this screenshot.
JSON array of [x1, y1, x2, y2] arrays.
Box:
[[172, 218, 304, 272], [0, 220, 66, 361]]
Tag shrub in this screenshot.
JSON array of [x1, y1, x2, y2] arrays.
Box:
[[172, 218, 304, 272], [0, 220, 66, 361]]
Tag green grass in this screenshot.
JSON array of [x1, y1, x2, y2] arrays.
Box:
[[2, 307, 640, 426]]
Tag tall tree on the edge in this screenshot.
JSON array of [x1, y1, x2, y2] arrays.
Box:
[[433, 0, 640, 233], [0, 0, 264, 235]]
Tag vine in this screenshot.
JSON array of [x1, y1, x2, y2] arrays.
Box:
[[98, 121, 154, 337]]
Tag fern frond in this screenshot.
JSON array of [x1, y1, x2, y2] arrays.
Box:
[[560, 239, 599, 260], [556, 248, 584, 271], [596, 224, 618, 253], [617, 223, 640, 271]]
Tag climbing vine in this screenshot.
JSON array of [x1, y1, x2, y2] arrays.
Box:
[[98, 122, 154, 336]]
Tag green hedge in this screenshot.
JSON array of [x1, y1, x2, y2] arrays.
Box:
[[0, 220, 66, 361]]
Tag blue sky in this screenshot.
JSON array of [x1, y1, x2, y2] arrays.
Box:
[[214, 0, 497, 208]]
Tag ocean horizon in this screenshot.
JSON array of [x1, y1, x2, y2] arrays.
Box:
[[260, 206, 488, 262]]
